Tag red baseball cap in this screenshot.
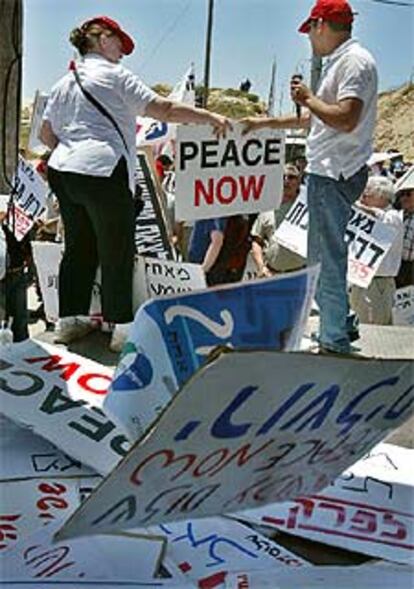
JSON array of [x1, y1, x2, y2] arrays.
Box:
[[298, 0, 355, 34], [81, 16, 135, 55]]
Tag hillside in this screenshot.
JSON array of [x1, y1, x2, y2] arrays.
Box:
[[374, 82, 414, 162]]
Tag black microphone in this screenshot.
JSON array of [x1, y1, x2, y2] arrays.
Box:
[[291, 74, 303, 119]]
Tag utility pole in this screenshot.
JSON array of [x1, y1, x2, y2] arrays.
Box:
[[0, 0, 23, 195], [202, 0, 214, 108]]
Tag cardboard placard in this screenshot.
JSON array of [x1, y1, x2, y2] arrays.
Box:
[[6, 157, 48, 241], [175, 124, 285, 221], [274, 191, 400, 288], [0, 341, 131, 475], [1, 522, 165, 582], [0, 414, 95, 480], [57, 349, 413, 541], [143, 256, 206, 299], [135, 151, 174, 259], [392, 286, 414, 326], [238, 443, 414, 564], [152, 516, 307, 585], [104, 266, 318, 439], [27, 91, 49, 155]]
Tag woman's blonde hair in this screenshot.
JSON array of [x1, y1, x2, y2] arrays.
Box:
[[69, 23, 111, 56]]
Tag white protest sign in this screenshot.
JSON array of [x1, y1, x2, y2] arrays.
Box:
[[0, 478, 87, 554], [0, 340, 131, 475], [275, 191, 399, 287], [224, 562, 413, 589], [237, 442, 414, 564], [105, 266, 318, 440], [57, 349, 413, 541], [7, 157, 48, 241], [143, 257, 206, 299], [392, 286, 414, 326], [175, 123, 285, 221], [1, 522, 165, 582], [0, 414, 96, 480], [152, 516, 307, 585], [27, 91, 49, 155]]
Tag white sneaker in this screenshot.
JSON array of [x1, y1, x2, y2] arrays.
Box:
[[54, 317, 97, 345], [109, 323, 132, 354]]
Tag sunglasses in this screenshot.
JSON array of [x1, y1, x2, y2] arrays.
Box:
[[284, 174, 299, 180]]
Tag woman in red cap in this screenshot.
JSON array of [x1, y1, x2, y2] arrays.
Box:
[[39, 16, 231, 352]]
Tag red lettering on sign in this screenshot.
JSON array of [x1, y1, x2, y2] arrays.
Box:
[[194, 175, 266, 207]]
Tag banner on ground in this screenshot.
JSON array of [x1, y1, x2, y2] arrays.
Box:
[[237, 442, 414, 564], [104, 266, 319, 439], [152, 516, 307, 585], [223, 563, 413, 589], [0, 340, 131, 475], [135, 151, 174, 259], [0, 414, 96, 481], [175, 123, 285, 221], [27, 91, 49, 155], [392, 285, 414, 326], [6, 157, 48, 241], [1, 522, 164, 582], [56, 348, 413, 540], [275, 190, 399, 288]]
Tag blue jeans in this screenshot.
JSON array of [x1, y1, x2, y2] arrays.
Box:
[[307, 167, 368, 353]]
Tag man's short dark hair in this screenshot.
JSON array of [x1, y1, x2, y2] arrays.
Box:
[[327, 20, 352, 33]]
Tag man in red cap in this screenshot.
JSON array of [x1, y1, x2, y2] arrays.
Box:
[[242, 0, 378, 354]]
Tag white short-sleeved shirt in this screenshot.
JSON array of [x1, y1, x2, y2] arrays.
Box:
[[307, 39, 378, 181], [43, 53, 157, 193], [374, 207, 404, 276]]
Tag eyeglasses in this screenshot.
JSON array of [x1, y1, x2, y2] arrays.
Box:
[[284, 174, 299, 180]]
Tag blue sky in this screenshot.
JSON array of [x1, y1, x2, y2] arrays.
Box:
[[23, 0, 414, 111]]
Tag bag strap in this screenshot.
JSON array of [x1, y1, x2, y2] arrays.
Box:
[[70, 61, 129, 154]]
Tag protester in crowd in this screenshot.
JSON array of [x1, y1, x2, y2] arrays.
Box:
[[251, 164, 305, 277], [242, 0, 377, 354], [39, 15, 231, 353], [395, 182, 414, 288], [350, 177, 403, 325], [155, 154, 173, 183], [0, 197, 31, 342], [187, 218, 227, 286]]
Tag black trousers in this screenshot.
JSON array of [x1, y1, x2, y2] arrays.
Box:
[[48, 158, 135, 323]]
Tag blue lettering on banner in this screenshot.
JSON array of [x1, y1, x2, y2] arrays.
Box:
[[158, 521, 258, 567], [111, 343, 153, 392], [145, 122, 168, 141]]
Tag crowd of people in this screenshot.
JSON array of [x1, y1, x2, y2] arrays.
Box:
[[1, 0, 413, 354]]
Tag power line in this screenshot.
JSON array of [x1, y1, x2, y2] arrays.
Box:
[[365, 0, 414, 7]]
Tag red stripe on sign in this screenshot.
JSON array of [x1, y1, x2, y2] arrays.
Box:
[[198, 571, 227, 588]]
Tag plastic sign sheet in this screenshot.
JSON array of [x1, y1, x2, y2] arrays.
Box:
[[0, 340, 131, 475], [0, 414, 96, 481], [151, 516, 307, 585], [223, 563, 413, 589], [135, 152, 174, 259], [1, 522, 165, 583], [237, 443, 414, 564], [175, 123, 285, 221], [274, 190, 399, 288], [392, 286, 414, 326], [6, 156, 48, 241], [104, 266, 318, 439], [56, 349, 414, 541], [136, 256, 207, 302], [0, 478, 96, 554]]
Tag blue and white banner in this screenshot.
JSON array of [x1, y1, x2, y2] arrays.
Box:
[[105, 266, 319, 439]]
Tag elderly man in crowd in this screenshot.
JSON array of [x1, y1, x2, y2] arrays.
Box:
[[250, 164, 305, 277], [350, 176, 403, 325], [395, 179, 414, 288]]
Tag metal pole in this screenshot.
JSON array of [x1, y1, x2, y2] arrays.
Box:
[[0, 0, 23, 194], [202, 0, 214, 108]]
